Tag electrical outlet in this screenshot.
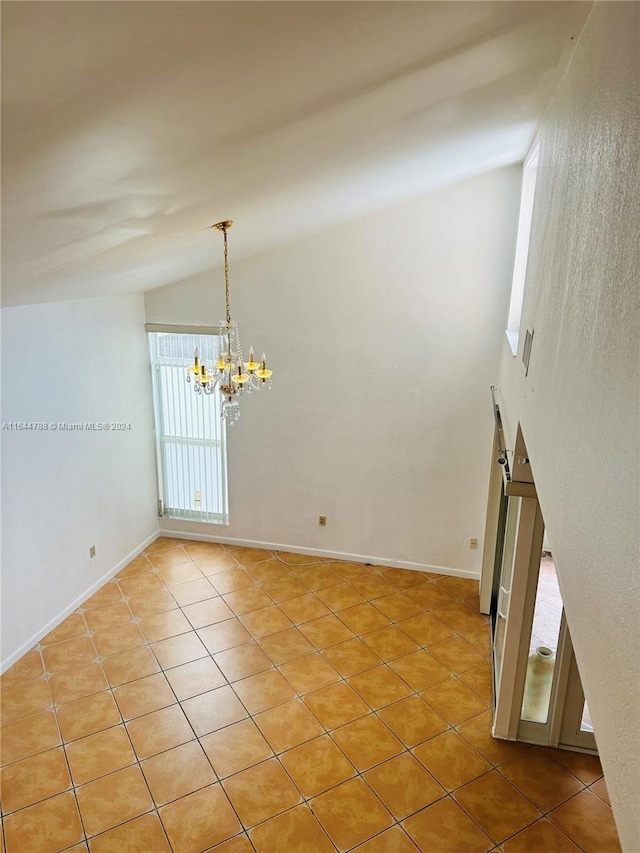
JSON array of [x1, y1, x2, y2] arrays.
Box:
[[469, 538, 478, 550], [89, 545, 96, 558], [319, 515, 327, 526]]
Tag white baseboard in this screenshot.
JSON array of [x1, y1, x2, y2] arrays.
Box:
[[0, 529, 160, 675], [159, 528, 480, 581]]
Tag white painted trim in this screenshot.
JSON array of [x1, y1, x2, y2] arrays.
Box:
[[159, 528, 480, 581], [0, 530, 160, 675]]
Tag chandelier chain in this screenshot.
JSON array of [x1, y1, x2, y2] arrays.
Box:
[[223, 225, 231, 325]]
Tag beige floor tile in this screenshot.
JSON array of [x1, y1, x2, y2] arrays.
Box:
[[350, 574, 397, 600], [298, 614, 354, 649], [322, 637, 381, 676], [314, 582, 366, 611], [276, 552, 320, 566], [255, 698, 324, 753], [407, 583, 456, 612], [101, 645, 161, 687], [389, 649, 452, 691], [499, 747, 584, 811], [92, 623, 146, 658], [339, 602, 391, 634], [364, 752, 445, 819], [201, 719, 272, 778], [139, 609, 192, 643], [142, 741, 215, 806], [455, 770, 541, 844], [461, 625, 492, 656], [403, 796, 492, 853], [226, 546, 273, 565], [194, 554, 241, 577], [49, 661, 107, 705], [1, 678, 52, 726], [126, 704, 194, 759], [170, 576, 218, 607], [303, 681, 369, 730], [222, 757, 301, 826], [223, 586, 273, 616], [116, 554, 153, 578], [250, 804, 335, 853], [291, 566, 344, 592], [429, 636, 485, 675], [183, 596, 235, 629], [413, 730, 491, 790], [90, 813, 171, 853], [181, 685, 247, 736], [278, 594, 331, 625], [549, 789, 622, 853], [261, 576, 309, 602], [246, 559, 291, 584], [502, 818, 581, 852], [209, 569, 256, 594], [41, 614, 88, 646], [77, 765, 153, 835], [459, 662, 493, 702], [151, 631, 208, 668], [279, 653, 340, 695], [197, 619, 253, 655], [349, 664, 413, 709], [239, 604, 294, 638], [544, 747, 603, 784], [57, 692, 121, 742], [127, 589, 178, 619], [118, 572, 165, 598], [397, 612, 454, 646], [148, 547, 193, 570], [163, 657, 226, 701], [1, 650, 45, 689], [590, 776, 611, 806], [373, 592, 424, 621], [3, 791, 84, 853], [233, 669, 295, 714], [160, 784, 241, 852], [83, 581, 124, 610], [213, 642, 272, 682], [355, 826, 421, 853], [360, 626, 420, 661], [457, 711, 532, 765], [258, 628, 315, 665], [145, 536, 183, 553], [432, 601, 489, 633], [435, 576, 479, 599], [378, 695, 448, 746], [1, 745, 71, 812], [113, 672, 176, 720], [421, 676, 489, 724], [381, 567, 428, 589], [83, 601, 134, 633], [66, 724, 135, 785], [157, 561, 205, 587], [331, 714, 403, 771], [280, 735, 355, 797], [311, 777, 393, 850], [0, 710, 61, 766]]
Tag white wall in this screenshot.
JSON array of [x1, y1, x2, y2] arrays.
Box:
[[146, 167, 520, 574], [0, 295, 158, 668], [496, 4, 639, 848]]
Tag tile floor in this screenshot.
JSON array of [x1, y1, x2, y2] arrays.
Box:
[[0, 539, 621, 852]]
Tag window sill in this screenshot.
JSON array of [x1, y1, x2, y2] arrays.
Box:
[[505, 330, 519, 357]]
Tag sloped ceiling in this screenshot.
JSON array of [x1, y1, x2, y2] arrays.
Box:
[[1, 1, 591, 307]]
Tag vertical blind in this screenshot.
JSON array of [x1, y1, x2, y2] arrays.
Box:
[[148, 331, 228, 524]]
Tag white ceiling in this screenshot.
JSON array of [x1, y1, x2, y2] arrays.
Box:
[[1, 1, 591, 307]]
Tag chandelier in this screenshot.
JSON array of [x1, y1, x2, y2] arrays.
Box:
[[186, 220, 272, 425]]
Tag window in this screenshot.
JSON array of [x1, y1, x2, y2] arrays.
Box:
[[506, 143, 539, 355], [148, 331, 228, 523]]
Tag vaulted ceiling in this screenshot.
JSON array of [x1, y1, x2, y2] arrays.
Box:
[[1, 1, 590, 307]]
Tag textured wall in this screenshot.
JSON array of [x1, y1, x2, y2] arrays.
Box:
[[497, 4, 639, 847], [146, 168, 520, 576]]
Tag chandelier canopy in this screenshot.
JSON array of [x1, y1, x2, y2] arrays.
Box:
[[187, 220, 272, 425]]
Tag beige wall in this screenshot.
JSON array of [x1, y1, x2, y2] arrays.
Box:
[[496, 4, 639, 847]]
